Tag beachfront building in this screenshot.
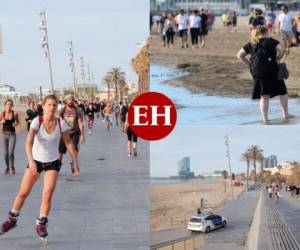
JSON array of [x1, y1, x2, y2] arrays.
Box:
[[259, 155, 278, 172], [266, 162, 294, 176], [95, 86, 115, 101], [178, 157, 194, 178], [150, 0, 251, 12], [0, 84, 21, 98]]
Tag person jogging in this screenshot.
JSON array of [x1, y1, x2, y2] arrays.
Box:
[[0, 99, 19, 175], [58, 95, 85, 175], [24, 100, 38, 132], [0, 95, 79, 244], [237, 25, 294, 124], [86, 103, 96, 134]]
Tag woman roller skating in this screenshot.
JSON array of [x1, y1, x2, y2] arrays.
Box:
[[0, 95, 79, 245]]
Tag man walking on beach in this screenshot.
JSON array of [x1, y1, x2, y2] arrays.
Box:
[[176, 9, 189, 49], [189, 10, 201, 49], [277, 5, 295, 54]]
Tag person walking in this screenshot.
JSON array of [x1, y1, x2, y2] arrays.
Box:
[[25, 101, 38, 132], [58, 95, 85, 175], [277, 5, 295, 54], [125, 112, 138, 157], [103, 101, 114, 131], [113, 100, 121, 127], [0, 99, 19, 174], [176, 9, 189, 49], [248, 9, 265, 30], [86, 103, 96, 135], [0, 95, 79, 244], [165, 13, 176, 49], [189, 10, 201, 49], [274, 185, 280, 204], [268, 185, 273, 199], [237, 25, 294, 124], [120, 99, 129, 132]]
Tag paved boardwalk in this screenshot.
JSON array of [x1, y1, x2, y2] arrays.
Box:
[[150, 191, 259, 250], [259, 191, 300, 250], [200, 191, 259, 250], [0, 119, 149, 250]]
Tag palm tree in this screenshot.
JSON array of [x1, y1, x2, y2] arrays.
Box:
[[103, 75, 112, 102], [248, 145, 264, 188], [107, 67, 126, 102], [221, 170, 228, 193], [241, 151, 251, 190], [118, 78, 127, 102]]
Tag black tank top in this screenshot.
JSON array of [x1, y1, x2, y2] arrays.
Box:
[[3, 111, 16, 133]]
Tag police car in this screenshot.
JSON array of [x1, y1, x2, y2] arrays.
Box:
[[187, 213, 227, 233]]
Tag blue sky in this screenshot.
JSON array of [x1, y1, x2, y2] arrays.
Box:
[[0, 0, 149, 93], [150, 125, 300, 177]]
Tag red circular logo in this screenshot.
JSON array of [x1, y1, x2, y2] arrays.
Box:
[[128, 92, 177, 141]]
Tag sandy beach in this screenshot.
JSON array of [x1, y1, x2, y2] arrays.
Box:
[[150, 16, 300, 97], [150, 180, 244, 232]]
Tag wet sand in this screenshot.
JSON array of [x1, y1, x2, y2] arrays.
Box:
[[150, 181, 244, 232], [150, 17, 300, 97]]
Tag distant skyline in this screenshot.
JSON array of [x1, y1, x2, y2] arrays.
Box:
[[0, 0, 149, 93], [150, 126, 300, 177]]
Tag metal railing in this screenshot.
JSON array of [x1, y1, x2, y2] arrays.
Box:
[[150, 234, 203, 250]]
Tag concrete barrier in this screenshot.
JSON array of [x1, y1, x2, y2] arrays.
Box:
[[245, 192, 262, 250]]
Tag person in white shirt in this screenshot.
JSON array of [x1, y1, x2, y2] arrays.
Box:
[[0, 94, 79, 242], [189, 10, 201, 48], [277, 5, 295, 52], [176, 9, 189, 48]]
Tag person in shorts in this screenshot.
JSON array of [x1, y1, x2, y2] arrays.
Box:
[[0, 95, 79, 239], [58, 95, 85, 175], [176, 9, 189, 49], [277, 5, 295, 53]]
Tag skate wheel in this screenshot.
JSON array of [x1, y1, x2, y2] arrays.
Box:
[[39, 237, 48, 245]]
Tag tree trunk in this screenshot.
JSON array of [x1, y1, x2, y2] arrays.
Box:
[[246, 160, 249, 190], [254, 160, 257, 188]]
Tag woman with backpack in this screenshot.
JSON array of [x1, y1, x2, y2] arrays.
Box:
[[0, 99, 19, 174], [0, 95, 79, 244], [237, 25, 294, 124]]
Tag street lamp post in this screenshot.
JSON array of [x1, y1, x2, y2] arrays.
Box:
[[80, 56, 86, 100], [39, 10, 54, 94], [225, 135, 234, 199], [68, 41, 76, 97], [86, 64, 91, 100]]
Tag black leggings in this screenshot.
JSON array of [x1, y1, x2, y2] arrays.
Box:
[[166, 29, 175, 44], [190, 28, 199, 45]]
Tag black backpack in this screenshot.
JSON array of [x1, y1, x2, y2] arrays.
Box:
[[250, 40, 277, 78]]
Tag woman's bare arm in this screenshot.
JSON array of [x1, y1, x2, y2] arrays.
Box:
[[237, 48, 250, 66]]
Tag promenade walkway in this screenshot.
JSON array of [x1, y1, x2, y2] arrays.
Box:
[[258, 191, 300, 250], [0, 119, 149, 250]]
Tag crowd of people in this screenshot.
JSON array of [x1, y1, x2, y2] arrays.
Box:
[[0, 94, 138, 242], [151, 9, 215, 49], [247, 6, 300, 51]]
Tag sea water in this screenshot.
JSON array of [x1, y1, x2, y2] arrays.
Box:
[[151, 65, 300, 125]]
